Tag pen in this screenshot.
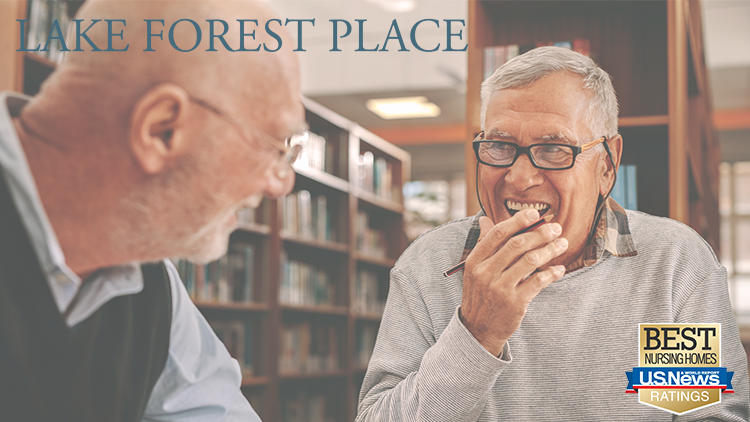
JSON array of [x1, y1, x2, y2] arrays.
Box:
[[442, 213, 557, 277]]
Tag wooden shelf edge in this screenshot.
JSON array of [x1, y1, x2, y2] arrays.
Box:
[[355, 253, 397, 268], [354, 312, 383, 321], [369, 124, 466, 146], [713, 108, 750, 131], [294, 166, 350, 193], [279, 304, 349, 316], [281, 233, 349, 253], [193, 301, 270, 311], [234, 223, 271, 236], [279, 370, 348, 380], [302, 97, 354, 132], [357, 190, 404, 214], [352, 125, 411, 163], [24, 51, 56, 69], [618, 115, 669, 127], [241, 376, 270, 387]]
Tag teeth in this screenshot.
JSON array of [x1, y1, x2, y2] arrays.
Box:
[[506, 201, 550, 211]]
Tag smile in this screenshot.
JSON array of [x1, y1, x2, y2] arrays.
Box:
[[505, 200, 551, 217]]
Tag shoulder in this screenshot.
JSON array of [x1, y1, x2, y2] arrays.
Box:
[[625, 210, 722, 271], [393, 215, 476, 278]]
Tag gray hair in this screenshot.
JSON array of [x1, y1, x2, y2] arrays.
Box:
[[480, 46, 619, 140]]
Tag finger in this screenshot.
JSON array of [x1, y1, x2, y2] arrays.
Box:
[[469, 209, 539, 262], [516, 264, 566, 302], [482, 221, 563, 276], [502, 236, 569, 286], [476, 216, 494, 243]]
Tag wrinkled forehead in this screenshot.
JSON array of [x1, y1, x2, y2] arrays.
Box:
[[483, 78, 594, 142]]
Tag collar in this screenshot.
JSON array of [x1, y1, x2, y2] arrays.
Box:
[[459, 197, 638, 273], [0, 91, 144, 324]]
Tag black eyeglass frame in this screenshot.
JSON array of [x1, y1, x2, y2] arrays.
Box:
[[472, 132, 610, 171]]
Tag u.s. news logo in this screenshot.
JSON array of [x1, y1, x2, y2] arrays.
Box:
[[626, 324, 735, 414]]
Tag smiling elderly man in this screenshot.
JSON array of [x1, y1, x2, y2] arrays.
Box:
[[356, 47, 749, 421], [0, 1, 306, 421]]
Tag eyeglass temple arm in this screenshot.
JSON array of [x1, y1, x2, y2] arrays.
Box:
[[579, 136, 608, 152]]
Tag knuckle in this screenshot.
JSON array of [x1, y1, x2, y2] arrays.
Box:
[[489, 225, 509, 241], [542, 224, 558, 238], [545, 243, 561, 258], [527, 274, 544, 289], [507, 235, 525, 249], [523, 251, 538, 266]]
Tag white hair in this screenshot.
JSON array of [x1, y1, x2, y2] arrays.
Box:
[[480, 46, 619, 140]]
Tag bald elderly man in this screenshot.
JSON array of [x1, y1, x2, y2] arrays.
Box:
[[0, 1, 306, 421]]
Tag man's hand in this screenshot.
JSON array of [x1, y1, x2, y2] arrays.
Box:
[[460, 209, 568, 356]]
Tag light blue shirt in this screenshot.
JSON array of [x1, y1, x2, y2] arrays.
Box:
[[0, 92, 261, 422]]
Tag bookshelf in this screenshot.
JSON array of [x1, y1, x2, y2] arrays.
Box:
[[465, 0, 720, 252], [174, 100, 409, 422], [178, 99, 409, 422], [3, 1, 411, 421]]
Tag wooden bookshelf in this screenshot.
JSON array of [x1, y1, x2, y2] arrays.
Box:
[[465, 0, 719, 252], [181, 100, 409, 422], [3, 2, 411, 421]]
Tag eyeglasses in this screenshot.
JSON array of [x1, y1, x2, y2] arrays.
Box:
[[473, 132, 608, 170], [189, 95, 305, 179]]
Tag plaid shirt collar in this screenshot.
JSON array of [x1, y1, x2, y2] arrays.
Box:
[[459, 197, 638, 273]]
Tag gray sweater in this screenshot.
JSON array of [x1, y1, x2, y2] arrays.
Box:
[[357, 210, 750, 421]]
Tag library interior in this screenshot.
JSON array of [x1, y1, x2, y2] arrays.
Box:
[[1, 0, 749, 421]]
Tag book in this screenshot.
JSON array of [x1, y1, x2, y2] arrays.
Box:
[[25, 0, 70, 63], [228, 243, 254, 302], [281, 191, 334, 242], [483, 39, 591, 80], [356, 211, 387, 258], [355, 324, 379, 367], [292, 131, 327, 173], [279, 321, 339, 374], [236, 206, 256, 225], [211, 320, 253, 377], [354, 269, 385, 315], [297, 190, 313, 239], [610, 164, 638, 210], [280, 390, 332, 422], [279, 253, 335, 307]]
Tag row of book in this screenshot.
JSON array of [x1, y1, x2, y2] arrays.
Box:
[[357, 151, 395, 201], [25, 0, 70, 64], [281, 190, 335, 242], [353, 269, 386, 315], [175, 243, 255, 303], [356, 211, 388, 259], [354, 324, 378, 368], [279, 322, 339, 375], [236, 206, 257, 226], [279, 252, 336, 307], [281, 391, 335, 422], [483, 39, 591, 80], [210, 320, 254, 378], [611, 164, 639, 210], [292, 131, 334, 174]]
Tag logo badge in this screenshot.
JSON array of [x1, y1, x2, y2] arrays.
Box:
[[626, 324, 734, 414]]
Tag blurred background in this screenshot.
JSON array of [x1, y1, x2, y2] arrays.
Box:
[[1, 1, 748, 420]]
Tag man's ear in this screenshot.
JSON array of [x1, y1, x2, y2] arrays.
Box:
[[129, 83, 191, 174], [599, 134, 623, 197]]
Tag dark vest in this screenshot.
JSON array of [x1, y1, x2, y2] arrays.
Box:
[[0, 173, 172, 422]]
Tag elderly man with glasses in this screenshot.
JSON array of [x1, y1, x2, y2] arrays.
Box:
[[356, 47, 749, 421], [0, 1, 306, 421]]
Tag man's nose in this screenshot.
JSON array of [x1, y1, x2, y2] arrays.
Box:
[[503, 153, 544, 191]]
